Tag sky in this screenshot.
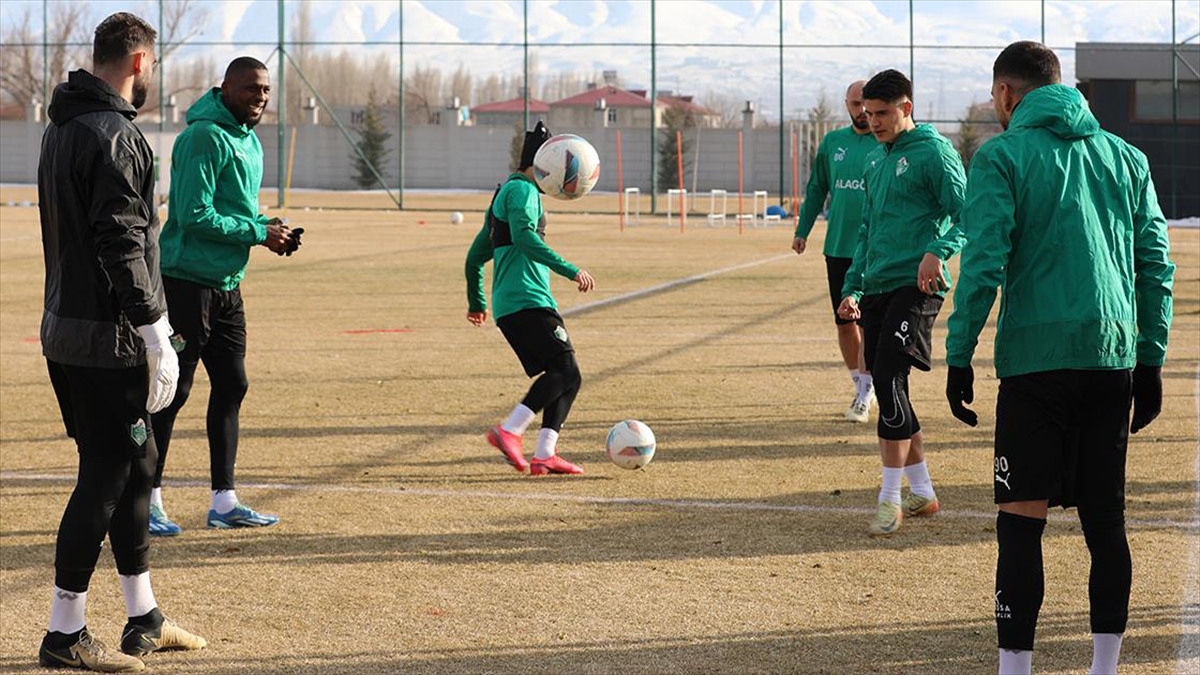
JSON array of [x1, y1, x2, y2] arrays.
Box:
[[3, 0, 1198, 122]]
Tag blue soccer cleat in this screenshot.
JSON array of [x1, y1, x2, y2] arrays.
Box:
[[148, 503, 182, 537], [206, 503, 279, 529]]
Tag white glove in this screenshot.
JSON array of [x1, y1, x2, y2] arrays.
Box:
[[136, 315, 179, 414]]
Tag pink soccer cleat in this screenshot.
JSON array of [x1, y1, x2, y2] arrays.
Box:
[[530, 453, 584, 476], [487, 426, 529, 472]]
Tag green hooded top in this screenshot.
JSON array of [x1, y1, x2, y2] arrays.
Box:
[[160, 88, 269, 291], [464, 173, 580, 319], [794, 125, 878, 259], [841, 123, 967, 301], [946, 84, 1174, 378]]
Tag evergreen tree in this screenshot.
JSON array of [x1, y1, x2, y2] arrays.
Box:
[[657, 105, 695, 190], [956, 101, 987, 170], [352, 86, 392, 189], [509, 121, 524, 172]]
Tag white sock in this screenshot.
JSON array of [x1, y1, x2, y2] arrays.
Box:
[[879, 467, 903, 505], [858, 373, 874, 402], [211, 489, 238, 514], [1090, 633, 1123, 675], [118, 572, 157, 618], [48, 586, 86, 634], [999, 648, 1033, 675], [534, 428, 558, 460], [850, 369, 861, 387], [150, 487, 163, 508], [904, 460, 936, 499], [501, 404, 536, 435]]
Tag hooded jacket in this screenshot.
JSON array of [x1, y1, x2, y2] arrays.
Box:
[[38, 69, 164, 368], [842, 123, 967, 301], [946, 84, 1174, 378], [464, 172, 580, 319], [160, 88, 268, 291]]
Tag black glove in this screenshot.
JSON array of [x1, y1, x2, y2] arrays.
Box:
[[946, 365, 978, 427], [284, 227, 304, 256], [1130, 363, 1162, 434]]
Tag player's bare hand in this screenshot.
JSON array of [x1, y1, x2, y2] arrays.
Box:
[[837, 296, 860, 321], [467, 310, 488, 326], [264, 222, 292, 255], [917, 252, 947, 294], [791, 236, 807, 255], [574, 269, 595, 292]]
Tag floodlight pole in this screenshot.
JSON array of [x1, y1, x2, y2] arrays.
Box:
[[778, 0, 784, 206], [650, 0, 657, 214], [42, 0, 47, 125], [1170, 0, 1177, 218], [1040, 1, 1045, 44], [277, 0, 286, 208], [399, 0, 405, 209], [908, 0, 914, 88], [523, 0, 529, 129]]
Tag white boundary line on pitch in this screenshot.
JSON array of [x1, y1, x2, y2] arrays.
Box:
[[561, 253, 795, 317], [1177, 362, 1200, 675], [1, 471, 1196, 531]]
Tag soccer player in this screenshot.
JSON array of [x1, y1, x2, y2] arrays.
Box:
[[465, 121, 596, 475], [792, 79, 879, 422], [37, 12, 206, 670], [837, 69, 966, 536], [149, 57, 298, 534], [944, 41, 1174, 675]]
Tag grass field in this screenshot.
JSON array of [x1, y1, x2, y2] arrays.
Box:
[[1, 188, 1197, 674]]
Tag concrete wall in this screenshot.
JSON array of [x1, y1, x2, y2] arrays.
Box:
[[2, 118, 803, 199]]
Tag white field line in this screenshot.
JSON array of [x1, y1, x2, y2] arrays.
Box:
[[1177, 362, 1200, 675], [1, 471, 1195, 531], [562, 253, 795, 317]]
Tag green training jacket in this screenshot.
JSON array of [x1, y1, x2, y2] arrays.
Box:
[[465, 173, 580, 320], [160, 88, 269, 291], [794, 125, 878, 259], [841, 123, 967, 301], [946, 84, 1174, 378]]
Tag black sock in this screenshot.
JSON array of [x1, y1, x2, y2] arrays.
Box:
[[43, 628, 84, 646], [126, 607, 163, 627], [995, 511, 1046, 651]]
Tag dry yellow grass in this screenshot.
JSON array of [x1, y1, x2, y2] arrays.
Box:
[[0, 188, 1197, 674]]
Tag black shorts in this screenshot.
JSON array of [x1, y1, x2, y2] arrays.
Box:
[[163, 276, 247, 361], [496, 307, 575, 377], [47, 359, 156, 459], [824, 256, 856, 326], [860, 286, 943, 372], [993, 369, 1131, 508]]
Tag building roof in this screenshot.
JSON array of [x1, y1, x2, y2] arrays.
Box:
[[472, 97, 550, 113], [1076, 42, 1200, 82], [552, 85, 652, 108], [657, 94, 716, 116]]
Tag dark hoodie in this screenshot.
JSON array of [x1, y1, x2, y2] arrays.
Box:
[[38, 69, 165, 368]]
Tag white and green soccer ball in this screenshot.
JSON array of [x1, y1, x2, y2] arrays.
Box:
[[605, 419, 656, 470]]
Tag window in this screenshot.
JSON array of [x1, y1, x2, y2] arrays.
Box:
[[607, 107, 617, 124], [1134, 80, 1200, 121]]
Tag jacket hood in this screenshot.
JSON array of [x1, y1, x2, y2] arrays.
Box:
[[1009, 84, 1099, 140], [892, 123, 941, 149], [186, 88, 250, 136], [47, 69, 136, 125]]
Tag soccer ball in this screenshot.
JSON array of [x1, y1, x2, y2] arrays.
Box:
[[533, 134, 601, 200], [605, 420, 656, 470], [450, 211, 464, 225]]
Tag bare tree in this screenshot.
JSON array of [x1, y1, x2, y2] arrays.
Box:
[[701, 89, 745, 128], [956, 100, 1002, 169], [143, 0, 211, 120], [0, 4, 91, 118]]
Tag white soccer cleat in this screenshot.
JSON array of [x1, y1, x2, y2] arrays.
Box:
[[845, 397, 870, 423]]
